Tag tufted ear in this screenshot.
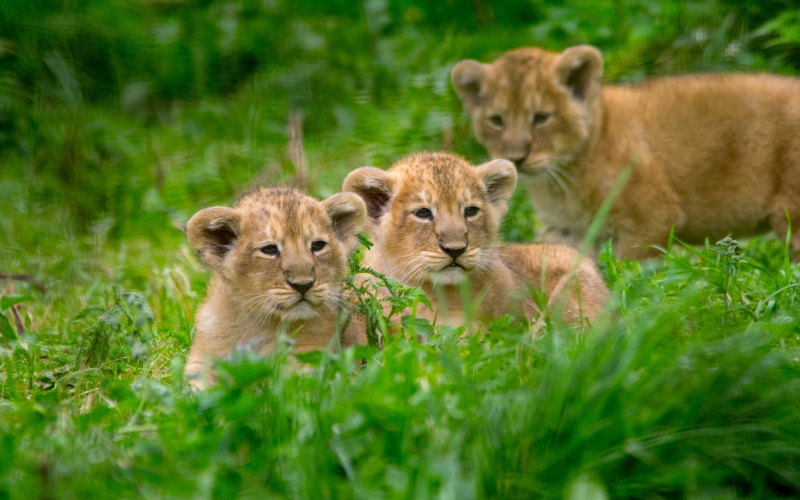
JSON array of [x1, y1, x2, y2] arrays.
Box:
[[342, 167, 395, 221], [555, 45, 604, 103], [322, 192, 367, 254], [451, 59, 487, 111], [186, 206, 241, 270], [476, 159, 517, 208]]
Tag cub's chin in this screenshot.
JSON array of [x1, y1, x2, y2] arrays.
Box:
[[428, 266, 468, 286], [278, 301, 320, 323]]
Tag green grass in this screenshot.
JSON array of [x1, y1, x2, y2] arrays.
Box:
[[2, 231, 800, 498], [3, 0, 800, 497]]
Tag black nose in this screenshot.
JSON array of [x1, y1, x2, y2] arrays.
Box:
[[440, 245, 467, 259], [288, 280, 314, 296]]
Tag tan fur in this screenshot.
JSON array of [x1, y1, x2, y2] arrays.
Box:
[[343, 152, 608, 330], [452, 45, 800, 260], [184, 188, 367, 388], [501, 243, 608, 325]]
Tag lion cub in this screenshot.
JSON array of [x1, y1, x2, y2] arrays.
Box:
[[184, 188, 367, 388], [343, 152, 608, 330], [452, 45, 800, 260]]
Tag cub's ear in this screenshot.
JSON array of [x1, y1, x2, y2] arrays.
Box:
[[322, 192, 367, 254], [476, 159, 517, 208], [555, 45, 603, 103], [342, 167, 395, 221], [451, 60, 487, 110], [186, 206, 241, 270]]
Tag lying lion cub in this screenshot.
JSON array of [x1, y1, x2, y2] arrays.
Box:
[[452, 45, 800, 260], [184, 188, 367, 388], [343, 152, 608, 330]]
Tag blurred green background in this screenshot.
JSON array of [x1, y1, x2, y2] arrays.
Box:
[[3, 0, 800, 260]]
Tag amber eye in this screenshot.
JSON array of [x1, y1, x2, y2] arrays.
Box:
[[488, 114, 504, 127], [311, 240, 326, 252], [413, 208, 433, 220], [260, 244, 279, 256], [532, 112, 551, 126], [464, 206, 479, 217]]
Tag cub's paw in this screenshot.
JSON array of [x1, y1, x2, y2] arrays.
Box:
[[185, 371, 213, 393]]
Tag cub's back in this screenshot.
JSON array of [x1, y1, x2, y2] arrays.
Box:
[[601, 73, 800, 241], [604, 73, 800, 155]]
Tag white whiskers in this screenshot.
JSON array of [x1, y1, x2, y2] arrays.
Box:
[[522, 155, 575, 194]]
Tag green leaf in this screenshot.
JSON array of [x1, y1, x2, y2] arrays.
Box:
[[0, 310, 16, 342], [352, 344, 378, 360], [100, 306, 124, 329], [401, 316, 434, 340], [217, 354, 276, 387], [357, 231, 374, 250], [294, 350, 323, 365], [0, 295, 33, 310], [0, 434, 15, 477], [402, 287, 432, 310]]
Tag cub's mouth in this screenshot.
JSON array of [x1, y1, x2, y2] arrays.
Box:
[[290, 296, 318, 307], [279, 298, 320, 321], [428, 262, 469, 286], [274, 298, 318, 310]]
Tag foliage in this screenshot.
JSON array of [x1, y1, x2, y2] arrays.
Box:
[[2, 238, 800, 498], [1, 0, 800, 498]]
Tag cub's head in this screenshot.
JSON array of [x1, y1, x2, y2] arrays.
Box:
[[187, 188, 366, 322], [451, 45, 603, 175], [343, 152, 516, 286]]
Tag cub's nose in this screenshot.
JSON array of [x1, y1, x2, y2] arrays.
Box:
[[440, 245, 467, 259], [288, 280, 315, 296]]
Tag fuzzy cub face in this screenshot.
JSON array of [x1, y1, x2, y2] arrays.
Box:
[[343, 152, 516, 286], [187, 188, 366, 323], [451, 45, 604, 176]]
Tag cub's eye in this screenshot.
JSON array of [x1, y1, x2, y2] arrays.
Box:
[[260, 244, 279, 256], [532, 112, 551, 126], [413, 208, 433, 220], [464, 206, 480, 217], [311, 240, 326, 252], [488, 114, 504, 127]]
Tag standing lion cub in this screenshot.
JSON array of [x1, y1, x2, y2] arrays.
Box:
[[343, 152, 608, 330], [452, 45, 800, 260], [184, 188, 367, 388]]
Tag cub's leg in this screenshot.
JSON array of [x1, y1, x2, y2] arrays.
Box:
[[184, 333, 221, 391], [612, 232, 669, 260], [339, 313, 368, 349], [770, 208, 800, 263], [770, 151, 800, 262], [609, 176, 686, 260]]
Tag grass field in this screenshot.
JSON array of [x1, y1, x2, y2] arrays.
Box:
[[3, 0, 800, 498]]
